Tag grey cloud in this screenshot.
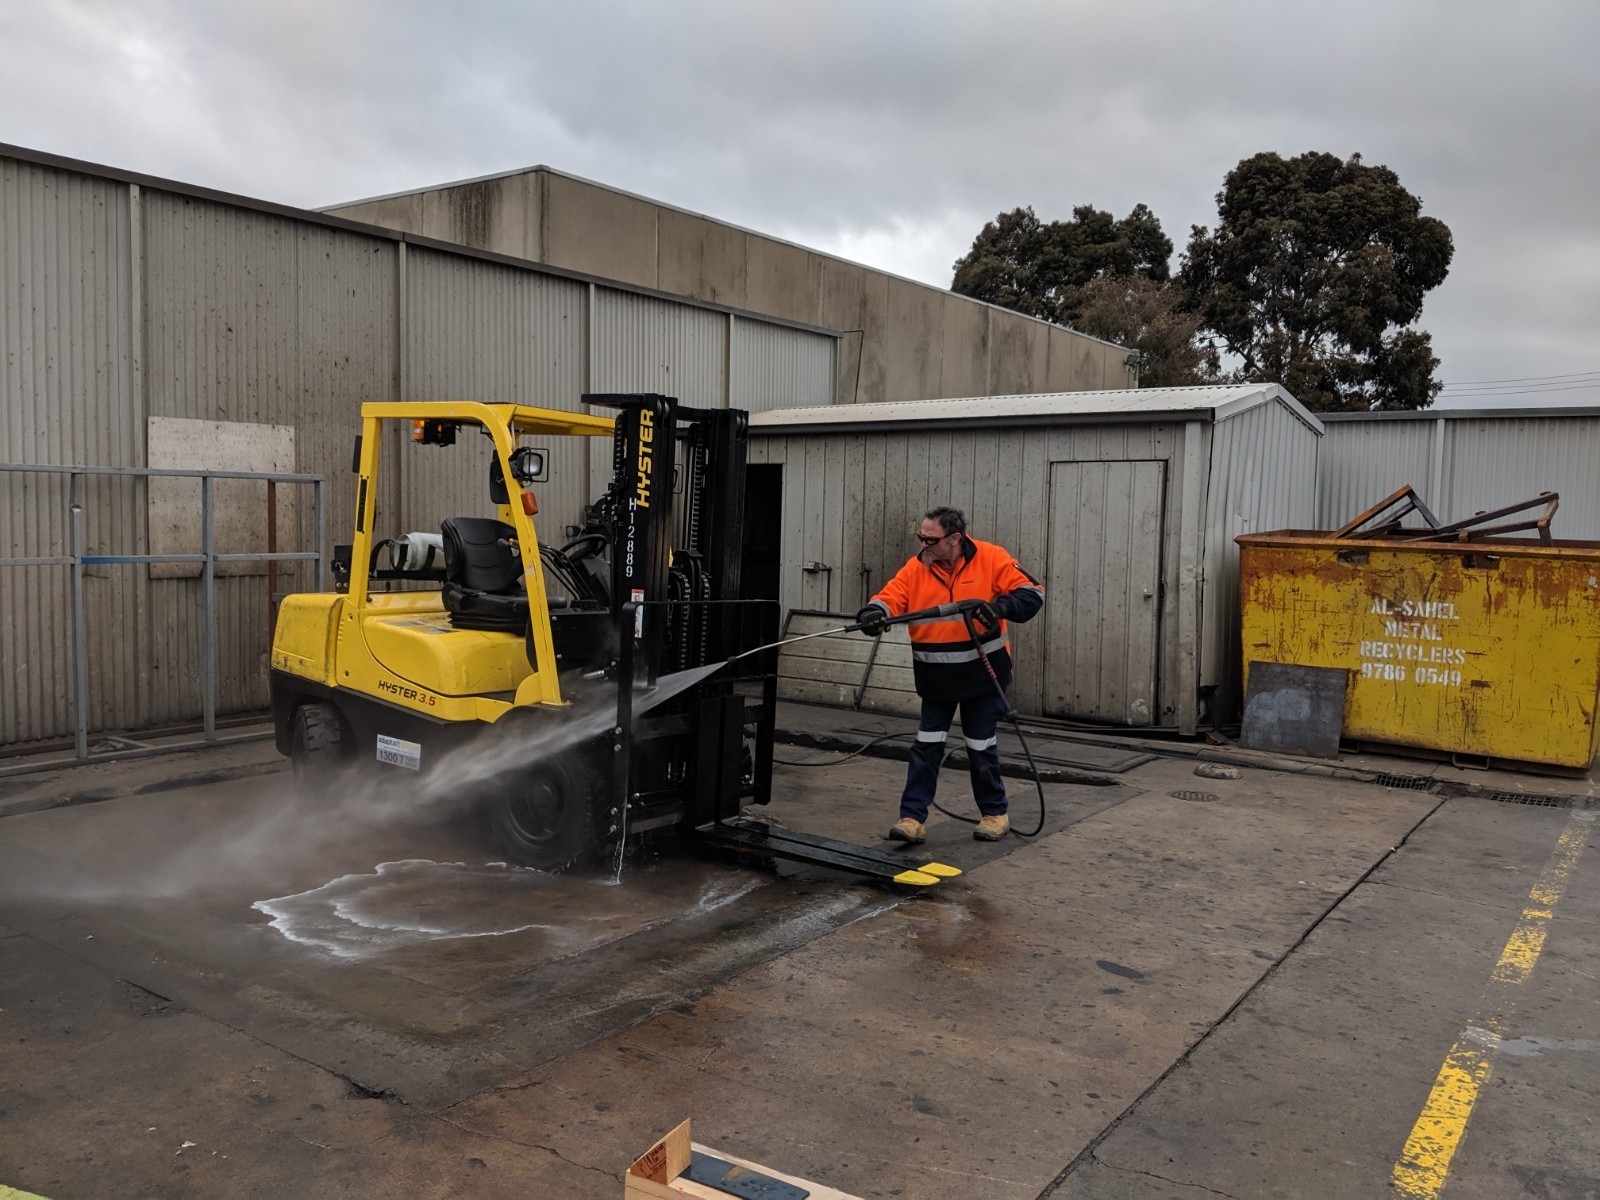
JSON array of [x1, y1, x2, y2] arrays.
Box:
[[2, 0, 1596, 396]]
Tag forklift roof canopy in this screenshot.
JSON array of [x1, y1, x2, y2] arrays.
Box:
[[362, 401, 616, 438]]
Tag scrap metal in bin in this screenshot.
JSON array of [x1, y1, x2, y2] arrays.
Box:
[[1238, 486, 1600, 770]]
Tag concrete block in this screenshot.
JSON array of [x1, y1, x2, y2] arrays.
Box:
[[819, 261, 888, 404], [329, 193, 424, 234], [987, 311, 1050, 396], [746, 236, 823, 326], [938, 296, 990, 398], [542, 173, 658, 290], [882, 279, 943, 403], [414, 175, 541, 260], [657, 208, 748, 308], [1045, 327, 1100, 392]]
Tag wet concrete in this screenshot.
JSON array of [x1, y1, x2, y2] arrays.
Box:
[[1, 705, 1596, 1198]]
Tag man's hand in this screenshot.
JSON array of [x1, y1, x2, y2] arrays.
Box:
[[854, 606, 888, 637], [967, 600, 1001, 634]]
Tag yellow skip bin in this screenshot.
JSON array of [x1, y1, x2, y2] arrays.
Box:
[[1237, 530, 1600, 769]]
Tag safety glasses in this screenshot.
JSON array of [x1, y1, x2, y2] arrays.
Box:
[[916, 532, 949, 546]]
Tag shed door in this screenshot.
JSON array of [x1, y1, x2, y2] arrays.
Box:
[[1043, 460, 1165, 725]]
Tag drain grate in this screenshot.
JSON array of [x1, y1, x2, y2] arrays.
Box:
[[1171, 790, 1220, 803], [1485, 791, 1567, 808], [1373, 772, 1433, 790]]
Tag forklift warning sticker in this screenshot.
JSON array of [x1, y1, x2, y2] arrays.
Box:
[[376, 734, 423, 770]]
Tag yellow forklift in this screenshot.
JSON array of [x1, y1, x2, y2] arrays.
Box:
[[269, 393, 958, 887]]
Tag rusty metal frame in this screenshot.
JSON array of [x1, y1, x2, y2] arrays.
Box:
[[1333, 484, 1441, 539], [1402, 492, 1561, 545]]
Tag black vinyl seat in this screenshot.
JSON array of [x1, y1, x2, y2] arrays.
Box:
[[440, 517, 528, 632]]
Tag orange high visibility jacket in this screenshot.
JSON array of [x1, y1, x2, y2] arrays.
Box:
[[864, 536, 1044, 701]]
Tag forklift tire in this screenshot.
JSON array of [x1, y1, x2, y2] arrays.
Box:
[[289, 701, 346, 775], [485, 748, 607, 874]]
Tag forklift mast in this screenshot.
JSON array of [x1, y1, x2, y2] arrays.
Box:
[[583, 394, 776, 842]]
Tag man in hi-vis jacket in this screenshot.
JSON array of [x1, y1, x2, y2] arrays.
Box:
[[856, 506, 1044, 843]]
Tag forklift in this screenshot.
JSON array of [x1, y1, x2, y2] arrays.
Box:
[[268, 394, 959, 887]]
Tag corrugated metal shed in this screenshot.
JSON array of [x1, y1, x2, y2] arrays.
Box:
[[1318, 408, 1600, 538], [749, 386, 1323, 732], [0, 143, 840, 749]]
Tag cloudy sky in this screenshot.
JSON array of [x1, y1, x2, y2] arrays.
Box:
[[3, 0, 1596, 406]]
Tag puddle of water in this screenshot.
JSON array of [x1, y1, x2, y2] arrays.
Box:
[[253, 858, 763, 962], [1495, 1034, 1600, 1058]]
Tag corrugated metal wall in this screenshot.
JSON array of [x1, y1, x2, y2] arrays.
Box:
[[1201, 401, 1323, 721], [749, 420, 1196, 723], [591, 289, 729, 407], [401, 247, 588, 538], [732, 317, 837, 413], [1318, 413, 1600, 539], [1, 149, 838, 748], [1, 160, 135, 742]]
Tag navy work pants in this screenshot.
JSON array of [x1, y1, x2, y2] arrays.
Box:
[[899, 690, 1009, 822]]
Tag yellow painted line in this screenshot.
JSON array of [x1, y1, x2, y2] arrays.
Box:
[[1391, 810, 1595, 1199]]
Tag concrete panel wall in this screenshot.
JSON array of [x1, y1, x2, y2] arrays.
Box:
[[542, 171, 657, 289], [939, 296, 991, 399], [881, 277, 944, 403], [326, 167, 1134, 408], [747, 235, 823, 326], [819, 258, 889, 404], [987, 311, 1050, 396], [657, 208, 748, 309]]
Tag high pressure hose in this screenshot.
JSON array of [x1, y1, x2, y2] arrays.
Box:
[[767, 602, 1048, 840], [922, 608, 1046, 838]]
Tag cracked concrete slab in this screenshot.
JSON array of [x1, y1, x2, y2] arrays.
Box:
[[2, 704, 1594, 1198]]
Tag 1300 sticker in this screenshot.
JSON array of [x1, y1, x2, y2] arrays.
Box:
[[376, 734, 422, 770]]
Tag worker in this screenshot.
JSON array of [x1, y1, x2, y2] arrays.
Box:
[[856, 506, 1043, 843]]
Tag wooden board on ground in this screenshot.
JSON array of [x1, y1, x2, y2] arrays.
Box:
[[626, 1118, 862, 1199]]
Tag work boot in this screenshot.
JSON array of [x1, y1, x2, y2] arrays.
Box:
[[973, 813, 1009, 841], [887, 817, 926, 844]]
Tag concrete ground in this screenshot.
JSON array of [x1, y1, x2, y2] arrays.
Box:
[[1, 706, 1596, 1200]]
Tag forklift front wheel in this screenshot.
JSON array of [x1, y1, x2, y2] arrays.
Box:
[[288, 701, 346, 776], [484, 747, 604, 874]]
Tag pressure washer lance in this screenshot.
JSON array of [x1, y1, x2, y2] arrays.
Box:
[[722, 599, 1048, 839]]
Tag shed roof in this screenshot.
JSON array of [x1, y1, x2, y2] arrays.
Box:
[[749, 384, 1323, 436]]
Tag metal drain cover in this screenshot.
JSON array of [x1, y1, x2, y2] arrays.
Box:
[[1171, 790, 1220, 802], [1486, 791, 1566, 808]]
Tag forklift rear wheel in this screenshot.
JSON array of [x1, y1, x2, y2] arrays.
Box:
[[289, 701, 346, 775], [485, 749, 605, 873]]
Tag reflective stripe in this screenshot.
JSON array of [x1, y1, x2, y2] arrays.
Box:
[[908, 614, 967, 627], [912, 636, 1009, 664], [916, 729, 948, 743], [964, 735, 998, 751], [914, 646, 981, 664], [1015, 585, 1044, 598]]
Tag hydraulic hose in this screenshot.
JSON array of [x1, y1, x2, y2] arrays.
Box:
[[922, 608, 1046, 838], [769, 600, 1049, 840]]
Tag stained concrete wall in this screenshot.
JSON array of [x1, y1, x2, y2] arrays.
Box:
[[327, 167, 1136, 406]]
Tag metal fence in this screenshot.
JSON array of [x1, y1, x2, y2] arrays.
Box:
[[0, 464, 324, 776]]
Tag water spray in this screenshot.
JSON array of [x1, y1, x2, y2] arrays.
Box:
[[671, 600, 1048, 840]]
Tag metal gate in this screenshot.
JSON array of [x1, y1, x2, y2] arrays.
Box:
[[1043, 460, 1165, 725]]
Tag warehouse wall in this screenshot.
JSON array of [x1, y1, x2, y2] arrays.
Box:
[[0, 146, 837, 748], [327, 167, 1137, 408], [1318, 411, 1600, 539]]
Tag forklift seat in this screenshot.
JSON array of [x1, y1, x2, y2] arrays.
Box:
[[440, 517, 528, 633]]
